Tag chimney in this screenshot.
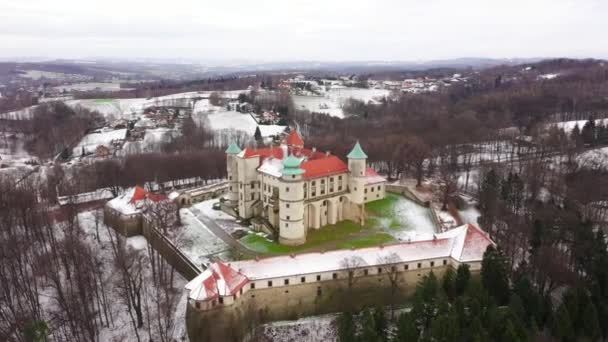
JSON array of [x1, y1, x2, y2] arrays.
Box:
[[280, 144, 288, 158], [312, 147, 316, 152], [325, 151, 330, 156]]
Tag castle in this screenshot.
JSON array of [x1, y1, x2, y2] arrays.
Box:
[[225, 130, 387, 245]]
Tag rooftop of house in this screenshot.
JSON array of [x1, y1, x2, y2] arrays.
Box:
[[185, 224, 494, 302]]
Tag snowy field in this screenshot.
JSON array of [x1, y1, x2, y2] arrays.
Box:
[[72, 128, 127, 155], [368, 193, 439, 242], [174, 209, 230, 267], [193, 98, 286, 145], [548, 118, 608, 133], [121, 127, 178, 155], [577, 147, 608, 170], [259, 313, 338, 342], [293, 87, 390, 118], [191, 199, 242, 234], [54, 81, 132, 92]]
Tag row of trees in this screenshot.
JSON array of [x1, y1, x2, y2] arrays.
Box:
[[0, 176, 183, 341], [338, 246, 606, 341]]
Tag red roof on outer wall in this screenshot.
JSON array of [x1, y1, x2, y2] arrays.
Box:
[[301, 156, 348, 179]]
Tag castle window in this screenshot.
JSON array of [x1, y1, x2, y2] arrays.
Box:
[[348, 271, 354, 278], [365, 188, 367, 193], [251, 194, 254, 200], [321, 189, 325, 195], [317, 287, 322, 296], [364, 197, 367, 201], [285, 187, 290, 192], [250, 181, 255, 188], [229, 175, 232, 180], [268, 281, 273, 287], [312, 192, 316, 197], [240, 184, 243, 189], [377, 186, 381, 191], [377, 194, 379, 198], [286, 216, 290, 220], [404, 264, 409, 270], [371, 187, 374, 192], [286, 203, 290, 208], [378, 268, 382, 274], [240, 288, 243, 295], [340, 197, 343, 202], [195, 302, 201, 309], [251, 283, 255, 289], [230, 186, 232, 191], [292, 175, 295, 179], [285, 223, 289, 228], [312, 181, 316, 185], [284, 279, 289, 285], [212, 300, 216, 307], [364, 269, 369, 276], [430, 261, 435, 267], [417, 263, 422, 269], [443, 260, 447, 265], [316, 275, 321, 281], [338, 186, 342, 191], [332, 273, 338, 279], [391, 266, 396, 272], [219, 297, 224, 304], [301, 277, 306, 283], [339, 175, 342, 180], [321, 179, 325, 184]]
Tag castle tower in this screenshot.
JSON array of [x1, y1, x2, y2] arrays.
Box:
[[278, 155, 306, 246], [225, 142, 241, 204], [347, 141, 367, 205]]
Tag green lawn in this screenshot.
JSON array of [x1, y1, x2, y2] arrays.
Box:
[[238, 193, 437, 256], [239, 220, 396, 255], [94, 98, 114, 103], [336, 232, 395, 249]]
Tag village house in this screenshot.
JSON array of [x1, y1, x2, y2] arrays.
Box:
[[225, 131, 387, 246]]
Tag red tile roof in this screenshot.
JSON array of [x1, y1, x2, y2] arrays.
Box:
[[284, 130, 304, 147], [301, 155, 348, 179], [130, 186, 148, 203], [129, 186, 167, 203]]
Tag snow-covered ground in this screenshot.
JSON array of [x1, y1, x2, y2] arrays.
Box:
[[174, 209, 230, 267], [293, 87, 390, 118], [370, 194, 438, 241], [54, 81, 132, 92], [459, 206, 481, 226], [122, 127, 178, 155], [577, 146, 608, 170], [259, 313, 338, 342], [191, 199, 242, 234], [548, 118, 608, 133], [76, 211, 189, 342], [72, 128, 127, 155]]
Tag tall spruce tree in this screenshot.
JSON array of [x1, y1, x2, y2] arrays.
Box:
[[481, 245, 510, 305]]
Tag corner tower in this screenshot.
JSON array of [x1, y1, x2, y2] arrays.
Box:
[[278, 155, 306, 246], [225, 142, 241, 204], [347, 141, 367, 204]]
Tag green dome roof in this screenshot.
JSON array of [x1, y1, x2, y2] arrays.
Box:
[[281, 155, 305, 175], [347, 141, 368, 159], [225, 142, 241, 154]]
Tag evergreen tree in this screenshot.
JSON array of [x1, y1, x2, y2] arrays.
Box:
[[337, 311, 355, 342], [23, 320, 48, 342], [372, 307, 387, 341], [582, 302, 601, 341], [581, 118, 597, 145], [254, 126, 262, 142], [442, 267, 456, 300], [481, 246, 510, 305], [358, 308, 380, 342], [454, 263, 471, 296], [551, 304, 575, 342], [395, 313, 418, 342], [571, 124, 583, 148]]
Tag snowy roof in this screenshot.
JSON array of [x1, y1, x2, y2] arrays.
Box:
[[186, 225, 493, 301], [185, 262, 249, 302], [364, 167, 386, 185], [106, 186, 167, 215]]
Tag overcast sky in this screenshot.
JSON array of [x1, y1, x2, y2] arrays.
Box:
[[1, 0, 607, 62]]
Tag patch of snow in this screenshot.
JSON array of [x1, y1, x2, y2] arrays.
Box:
[[72, 128, 126, 155]]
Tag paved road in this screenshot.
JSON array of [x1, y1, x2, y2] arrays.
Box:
[[187, 207, 257, 257]]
